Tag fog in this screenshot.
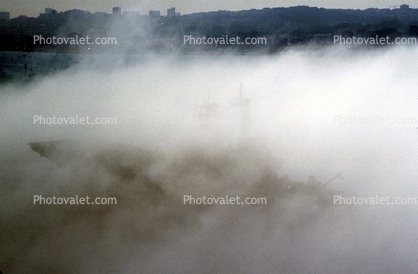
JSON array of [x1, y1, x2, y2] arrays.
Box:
[[1, 45, 418, 273]]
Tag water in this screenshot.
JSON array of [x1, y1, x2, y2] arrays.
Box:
[[0, 51, 81, 84]]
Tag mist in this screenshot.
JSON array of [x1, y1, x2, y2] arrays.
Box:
[[1, 45, 418, 273]]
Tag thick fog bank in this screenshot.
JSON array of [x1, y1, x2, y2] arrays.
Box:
[[1, 45, 418, 273]]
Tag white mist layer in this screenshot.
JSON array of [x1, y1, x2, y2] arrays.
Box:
[[1, 45, 418, 273]]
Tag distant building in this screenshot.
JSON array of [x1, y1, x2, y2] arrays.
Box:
[[0, 12, 10, 20], [39, 8, 57, 17], [149, 10, 161, 17], [167, 7, 180, 17], [45, 8, 57, 14], [400, 4, 410, 11], [113, 7, 121, 16]]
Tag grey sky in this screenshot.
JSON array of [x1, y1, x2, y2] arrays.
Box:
[[2, 0, 414, 18]]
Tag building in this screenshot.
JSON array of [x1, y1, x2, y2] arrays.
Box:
[[39, 8, 57, 17], [149, 10, 161, 17], [113, 7, 121, 16], [45, 8, 57, 14], [0, 12, 10, 20], [400, 4, 410, 11], [167, 7, 180, 17]]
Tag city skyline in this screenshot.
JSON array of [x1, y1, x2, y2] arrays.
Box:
[[1, 0, 415, 19]]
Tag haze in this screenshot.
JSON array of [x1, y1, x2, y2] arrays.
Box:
[[1, 44, 418, 272]]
